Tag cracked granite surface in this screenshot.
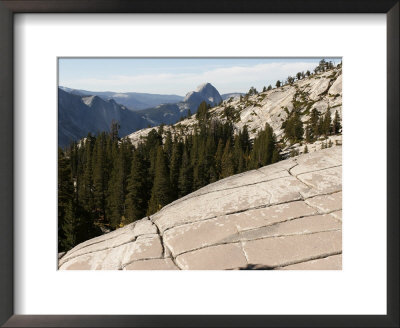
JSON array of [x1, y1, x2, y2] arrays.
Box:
[[59, 146, 342, 270]]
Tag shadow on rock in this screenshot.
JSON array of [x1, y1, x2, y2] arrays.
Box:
[[236, 264, 275, 270]]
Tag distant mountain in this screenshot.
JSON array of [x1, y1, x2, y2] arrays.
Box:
[[59, 82, 224, 146], [59, 86, 183, 111], [221, 92, 245, 100], [58, 88, 149, 147], [184, 83, 222, 107], [137, 83, 222, 125]]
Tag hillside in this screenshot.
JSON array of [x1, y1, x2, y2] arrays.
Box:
[[58, 88, 149, 147], [59, 146, 342, 270], [126, 66, 342, 157]]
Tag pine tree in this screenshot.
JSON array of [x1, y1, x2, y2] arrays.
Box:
[[250, 123, 278, 168], [248, 86, 257, 96], [323, 110, 332, 137], [106, 146, 128, 229], [221, 140, 235, 178], [239, 125, 251, 153], [78, 135, 95, 215], [193, 136, 209, 190], [317, 116, 325, 138], [164, 131, 173, 163], [271, 149, 281, 163], [276, 80, 281, 88], [58, 148, 74, 250], [58, 148, 73, 217], [125, 147, 150, 223], [304, 145, 309, 153], [169, 141, 182, 200], [92, 133, 109, 223], [243, 147, 250, 169], [69, 142, 79, 180], [205, 135, 217, 183], [193, 149, 207, 189], [309, 108, 320, 141], [233, 135, 244, 173], [61, 201, 76, 251], [157, 123, 165, 136], [72, 142, 83, 205], [282, 111, 304, 144], [110, 120, 120, 142], [178, 146, 193, 197], [195, 101, 209, 123], [147, 146, 172, 215], [214, 138, 224, 179], [190, 132, 199, 167], [333, 110, 342, 134], [75, 203, 101, 246], [319, 59, 327, 72], [144, 129, 162, 187]]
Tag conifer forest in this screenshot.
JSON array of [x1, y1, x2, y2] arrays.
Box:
[[58, 112, 282, 251]]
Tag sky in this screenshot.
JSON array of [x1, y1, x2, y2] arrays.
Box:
[[59, 58, 340, 96]]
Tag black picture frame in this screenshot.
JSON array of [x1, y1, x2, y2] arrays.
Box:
[[0, 1, 398, 327]]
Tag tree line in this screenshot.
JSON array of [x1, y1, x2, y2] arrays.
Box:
[[58, 105, 280, 251], [282, 107, 341, 145], [239, 59, 339, 99], [274, 59, 340, 92]]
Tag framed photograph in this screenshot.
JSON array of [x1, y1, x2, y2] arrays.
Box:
[[56, 56, 344, 272], [0, 0, 398, 327]]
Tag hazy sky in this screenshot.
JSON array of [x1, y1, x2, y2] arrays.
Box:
[[59, 58, 340, 96]]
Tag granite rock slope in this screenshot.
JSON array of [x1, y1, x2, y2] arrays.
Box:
[[126, 67, 342, 152], [59, 146, 342, 270]]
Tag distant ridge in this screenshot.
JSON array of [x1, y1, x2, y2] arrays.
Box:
[[58, 88, 148, 147], [59, 86, 184, 111], [221, 92, 245, 100], [58, 82, 224, 146]]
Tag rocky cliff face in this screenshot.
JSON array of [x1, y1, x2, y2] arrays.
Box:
[[183, 82, 222, 106], [58, 89, 149, 147], [59, 146, 342, 270]]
